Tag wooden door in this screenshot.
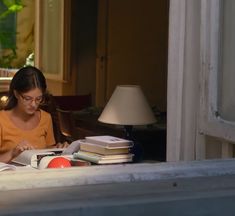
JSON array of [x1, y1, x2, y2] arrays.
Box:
[[96, 0, 169, 112]]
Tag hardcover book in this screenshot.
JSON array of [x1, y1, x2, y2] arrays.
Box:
[[73, 150, 133, 164], [79, 139, 130, 155], [85, 135, 133, 148]]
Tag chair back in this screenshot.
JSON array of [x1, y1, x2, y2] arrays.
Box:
[[53, 94, 92, 111], [43, 94, 92, 143]]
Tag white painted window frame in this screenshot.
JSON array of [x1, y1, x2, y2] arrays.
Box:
[[167, 0, 204, 161], [199, 0, 235, 143]]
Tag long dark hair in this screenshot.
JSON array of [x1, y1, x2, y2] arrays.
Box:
[[4, 66, 47, 110]]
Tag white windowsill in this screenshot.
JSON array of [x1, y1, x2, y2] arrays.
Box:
[[1, 159, 235, 191]]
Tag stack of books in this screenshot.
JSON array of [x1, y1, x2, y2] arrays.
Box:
[[73, 135, 134, 164]]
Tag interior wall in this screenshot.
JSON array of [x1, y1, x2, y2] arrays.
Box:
[[72, 0, 97, 102], [45, 0, 169, 109], [96, 0, 169, 111]]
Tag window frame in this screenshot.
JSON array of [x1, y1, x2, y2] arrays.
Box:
[[199, 0, 235, 143], [35, 0, 71, 82]]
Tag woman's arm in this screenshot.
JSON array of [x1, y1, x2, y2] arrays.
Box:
[[0, 150, 15, 163], [45, 114, 56, 147], [0, 140, 34, 163]]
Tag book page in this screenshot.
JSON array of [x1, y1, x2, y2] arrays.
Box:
[[12, 148, 64, 167], [0, 162, 16, 171], [61, 140, 81, 155]]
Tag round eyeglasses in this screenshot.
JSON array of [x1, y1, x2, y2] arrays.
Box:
[[19, 94, 44, 105]]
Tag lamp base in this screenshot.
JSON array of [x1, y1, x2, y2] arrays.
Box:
[[124, 125, 143, 163]]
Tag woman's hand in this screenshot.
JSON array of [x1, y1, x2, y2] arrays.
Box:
[[56, 141, 69, 149], [12, 140, 34, 158]]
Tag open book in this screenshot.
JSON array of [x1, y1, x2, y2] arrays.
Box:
[[0, 162, 16, 171], [12, 148, 64, 168], [12, 141, 82, 168]]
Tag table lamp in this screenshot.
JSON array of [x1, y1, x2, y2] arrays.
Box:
[[98, 85, 156, 161]]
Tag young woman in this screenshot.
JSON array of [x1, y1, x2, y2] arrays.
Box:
[[0, 66, 57, 163]]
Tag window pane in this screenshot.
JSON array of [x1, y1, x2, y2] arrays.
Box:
[[218, 0, 235, 121], [0, 1, 16, 49], [41, 0, 62, 76]]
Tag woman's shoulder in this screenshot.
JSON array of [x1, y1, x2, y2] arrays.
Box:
[[40, 109, 52, 119], [0, 110, 10, 126], [39, 109, 53, 128], [0, 110, 9, 118]]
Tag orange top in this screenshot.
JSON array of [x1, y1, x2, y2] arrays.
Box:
[[0, 109, 55, 154]]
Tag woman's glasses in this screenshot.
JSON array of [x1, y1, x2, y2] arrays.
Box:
[[19, 94, 44, 105]]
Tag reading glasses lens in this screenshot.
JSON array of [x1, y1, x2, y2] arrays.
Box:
[[20, 94, 43, 104]]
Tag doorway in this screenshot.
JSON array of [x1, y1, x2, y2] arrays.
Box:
[[73, 0, 169, 161]]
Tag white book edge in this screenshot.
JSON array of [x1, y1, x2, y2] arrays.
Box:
[[79, 139, 133, 149], [73, 152, 133, 164], [97, 158, 133, 164], [85, 136, 133, 147], [85, 135, 131, 143], [12, 148, 64, 168], [74, 151, 134, 160]]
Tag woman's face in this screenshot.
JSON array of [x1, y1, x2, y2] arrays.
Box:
[[15, 88, 43, 115]]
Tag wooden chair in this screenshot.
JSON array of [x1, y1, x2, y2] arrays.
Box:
[[40, 94, 65, 143], [43, 94, 92, 143], [53, 94, 92, 111], [56, 108, 77, 143]]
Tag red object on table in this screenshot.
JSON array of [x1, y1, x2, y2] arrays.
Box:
[[47, 157, 71, 168]]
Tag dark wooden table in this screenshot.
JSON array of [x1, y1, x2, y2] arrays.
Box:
[[73, 113, 166, 162]]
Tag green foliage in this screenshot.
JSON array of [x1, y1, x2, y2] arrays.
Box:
[[0, 0, 23, 19], [0, 48, 16, 68], [0, 0, 24, 68]]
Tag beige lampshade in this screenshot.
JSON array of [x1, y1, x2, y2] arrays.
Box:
[[98, 85, 156, 125]]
